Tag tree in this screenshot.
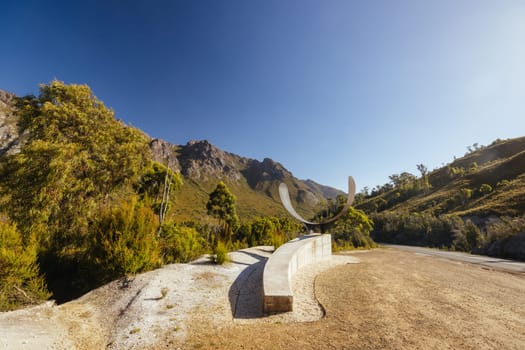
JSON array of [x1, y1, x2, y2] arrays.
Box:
[[389, 172, 417, 189], [0, 81, 160, 300], [1, 81, 151, 244], [416, 164, 428, 177], [206, 181, 239, 243], [135, 162, 183, 232]]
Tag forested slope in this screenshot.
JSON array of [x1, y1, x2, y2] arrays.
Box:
[[356, 137, 525, 260]]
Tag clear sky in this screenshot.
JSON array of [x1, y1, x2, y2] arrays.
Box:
[[2, 0, 525, 192]]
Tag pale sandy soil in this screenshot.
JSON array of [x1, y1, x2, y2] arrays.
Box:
[[1, 247, 524, 350], [0, 246, 357, 350]]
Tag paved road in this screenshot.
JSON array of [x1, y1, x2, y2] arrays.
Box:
[[384, 244, 525, 274]]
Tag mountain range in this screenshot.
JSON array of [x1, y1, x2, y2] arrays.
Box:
[[0, 89, 343, 222]]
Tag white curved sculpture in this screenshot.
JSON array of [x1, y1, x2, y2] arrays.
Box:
[[278, 176, 356, 232]]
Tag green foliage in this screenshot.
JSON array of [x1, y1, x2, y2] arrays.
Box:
[[235, 216, 302, 247], [206, 181, 240, 242], [485, 216, 525, 243], [311, 195, 376, 249], [329, 207, 376, 249], [88, 197, 160, 284], [213, 241, 229, 265], [447, 166, 466, 179], [159, 223, 206, 263], [1, 81, 151, 241], [480, 215, 525, 260], [479, 183, 493, 195], [136, 163, 182, 204], [311, 198, 376, 249], [0, 81, 174, 301], [371, 211, 463, 248], [496, 179, 510, 188], [0, 218, 50, 311], [460, 188, 473, 200], [463, 220, 483, 250]]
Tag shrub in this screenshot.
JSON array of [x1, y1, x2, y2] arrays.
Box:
[[479, 184, 493, 195], [463, 220, 483, 249], [371, 211, 459, 248], [89, 197, 160, 284], [330, 207, 376, 249], [0, 219, 50, 311], [159, 223, 206, 263], [270, 231, 286, 249], [496, 179, 510, 188], [213, 241, 229, 265], [452, 230, 470, 251]]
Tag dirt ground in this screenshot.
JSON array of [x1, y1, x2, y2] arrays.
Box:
[[186, 249, 525, 350], [1, 248, 524, 350]]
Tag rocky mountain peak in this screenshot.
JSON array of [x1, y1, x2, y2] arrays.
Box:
[[258, 158, 288, 181], [178, 140, 242, 181], [149, 139, 181, 171]]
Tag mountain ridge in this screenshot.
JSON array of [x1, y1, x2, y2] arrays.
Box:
[[356, 136, 525, 219], [0, 89, 344, 222]]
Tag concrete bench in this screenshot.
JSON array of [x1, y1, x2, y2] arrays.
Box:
[[262, 233, 332, 313]]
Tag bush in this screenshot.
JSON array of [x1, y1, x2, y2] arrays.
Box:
[[88, 197, 160, 284], [213, 241, 229, 265], [330, 207, 376, 249], [0, 219, 50, 311], [463, 220, 483, 249], [159, 223, 206, 263], [235, 217, 301, 248], [371, 211, 460, 248], [479, 184, 493, 195]]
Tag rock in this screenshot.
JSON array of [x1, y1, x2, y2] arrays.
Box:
[[0, 89, 26, 156], [149, 138, 181, 171]]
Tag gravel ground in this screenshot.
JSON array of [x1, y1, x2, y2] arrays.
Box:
[[189, 248, 525, 350], [1, 247, 523, 350]]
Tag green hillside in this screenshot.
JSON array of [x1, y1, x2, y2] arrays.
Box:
[[356, 137, 525, 260], [357, 137, 525, 216]]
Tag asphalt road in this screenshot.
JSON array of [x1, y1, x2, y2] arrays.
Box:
[[384, 244, 525, 274]]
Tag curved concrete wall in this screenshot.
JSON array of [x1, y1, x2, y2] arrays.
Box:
[[263, 234, 332, 313]]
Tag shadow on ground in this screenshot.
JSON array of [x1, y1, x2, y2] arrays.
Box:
[[228, 248, 272, 319]]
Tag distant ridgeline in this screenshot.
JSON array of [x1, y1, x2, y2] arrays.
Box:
[[0, 81, 353, 310], [354, 136, 525, 261]]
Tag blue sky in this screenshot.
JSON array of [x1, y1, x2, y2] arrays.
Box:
[[2, 0, 525, 192]]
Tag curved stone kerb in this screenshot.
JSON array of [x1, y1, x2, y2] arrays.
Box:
[[263, 234, 332, 313]]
